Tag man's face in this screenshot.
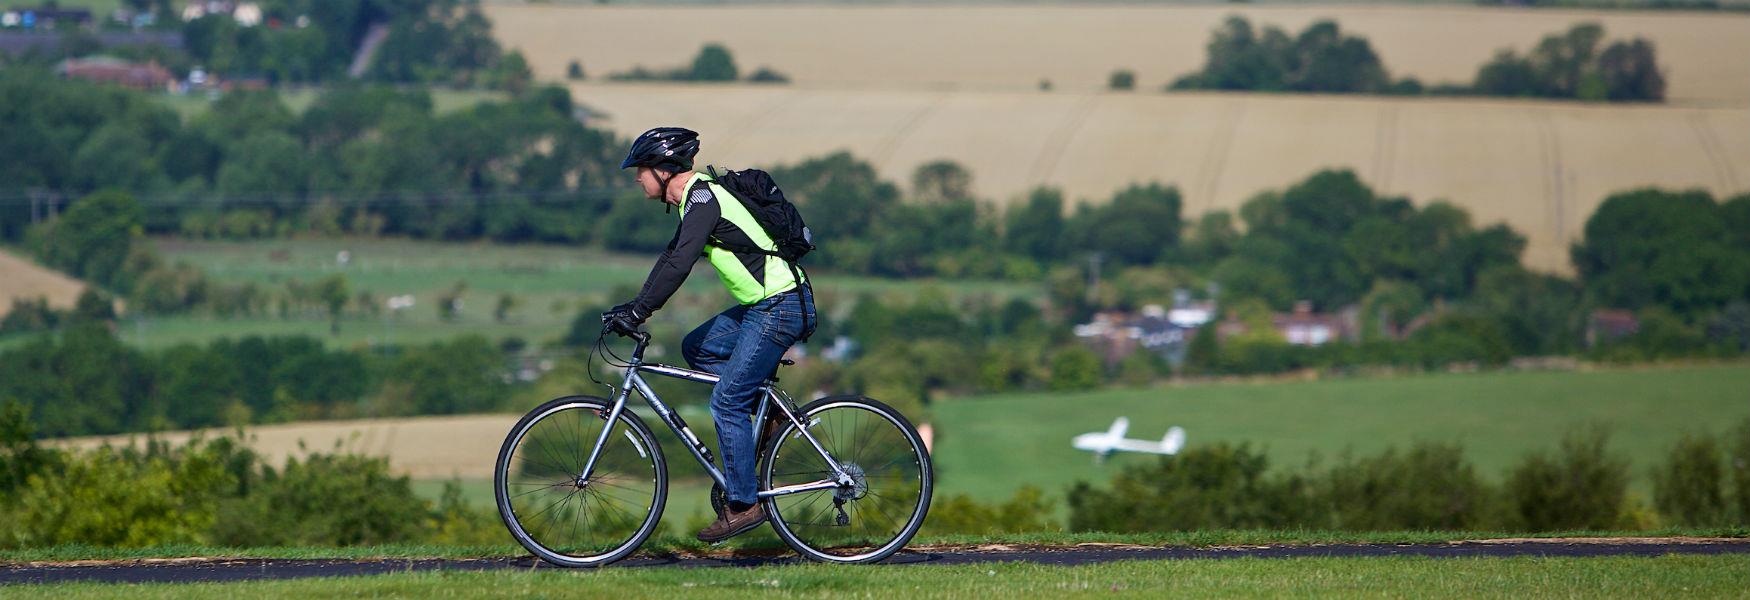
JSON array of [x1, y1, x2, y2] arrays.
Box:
[[634, 166, 665, 201]]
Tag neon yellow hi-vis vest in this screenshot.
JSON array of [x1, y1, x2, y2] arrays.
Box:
[[678, 171, 804, 305]]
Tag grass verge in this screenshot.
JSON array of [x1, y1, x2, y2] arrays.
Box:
[[5, 555, 1748, 598], [4, 529, 1743, 563]]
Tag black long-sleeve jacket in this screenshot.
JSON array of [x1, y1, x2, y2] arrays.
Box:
[[630, 180, 770, 317]]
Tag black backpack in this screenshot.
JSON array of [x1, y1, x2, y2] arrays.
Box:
[[705, 165, 817, 340], [705, 166, 815, 262]]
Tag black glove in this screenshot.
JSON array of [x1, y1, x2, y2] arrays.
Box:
[[601, 302, 646, 326]]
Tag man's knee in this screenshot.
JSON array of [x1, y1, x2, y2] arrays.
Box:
[[681, 327, 707, 369]]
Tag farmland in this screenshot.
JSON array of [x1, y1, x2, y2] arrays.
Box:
[[0, 249, 95, 316], [484, 4, 1750, 274], [487, 4, 1750, 103], [554, 84, 1745, 272]]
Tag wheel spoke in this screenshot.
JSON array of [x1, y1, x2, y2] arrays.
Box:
[[498, 401, 663, 566], [765, 400, 929, 563]]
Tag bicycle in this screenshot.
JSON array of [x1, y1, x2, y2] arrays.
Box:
[[494, 324, 933, 567]]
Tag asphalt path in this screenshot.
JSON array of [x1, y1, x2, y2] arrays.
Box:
[[5, 540, 1747, 586]]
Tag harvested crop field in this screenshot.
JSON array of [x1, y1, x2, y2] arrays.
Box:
[[487, 4, 1750, 103], [0, 249, 95, 317], [556, 83, 1748, 272], [50, 414, 520, 480]]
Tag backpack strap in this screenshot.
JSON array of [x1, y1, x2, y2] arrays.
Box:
[[703, 165, 813, 342]]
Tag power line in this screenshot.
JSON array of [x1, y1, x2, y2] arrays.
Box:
[[0, 186, 638, 207]]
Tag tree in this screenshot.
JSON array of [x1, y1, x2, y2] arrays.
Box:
[[1287, 20, 1388, 93], [1064, 182, 1184, 266], [1596, 39, 1664, 101], [315, 274, 349, 335], [1004, 187, 1066, 262], [36, 189, 144, 288], [689, 43, 739, 82], [566, 59, 586, 80], [388, 336, 508, 415], [493, 293, 519, 323], [1571, 188, 1749, 317], [911, 160, 975, 205], [71, 288, 117, 324], [1171, 17, 1388, 94], [1471, 23, 1662, 102], [1108, 69, 1135, 91], [1048, 346, 1102, 391], [1473, 50, 1539, 97]]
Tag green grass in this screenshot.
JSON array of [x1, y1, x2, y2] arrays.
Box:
[[5, 529, 1744, 564], [930, 363, 1750, 503], [6, 555, 1747, 597]]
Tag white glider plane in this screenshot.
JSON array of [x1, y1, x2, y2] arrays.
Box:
[[1071, 417, 1186, 462]]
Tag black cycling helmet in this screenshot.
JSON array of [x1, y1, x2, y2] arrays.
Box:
[[620, 127, 700, 172]]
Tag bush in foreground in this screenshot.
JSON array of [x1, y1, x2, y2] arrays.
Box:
[[1505, 426, 1629, 531]]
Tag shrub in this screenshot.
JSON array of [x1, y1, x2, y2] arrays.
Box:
[[211, 448, 426, 547], [1067, 443, 1313, 532], [924, 486, 1059, 536], [1652, 432, 1728, 526], [1729, 419, 1750, 524], [1506, 426, 1629, 531], [8, 440, 236, 548], [0, 401, 60, 500], [1317, 441, 1496, 530]]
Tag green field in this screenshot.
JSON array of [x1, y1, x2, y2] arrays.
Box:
[[89, 237, 1037, 350], [6, 555, 1746, 598], [404, 364, 1750, 529], [930, 364, 1750, 503]]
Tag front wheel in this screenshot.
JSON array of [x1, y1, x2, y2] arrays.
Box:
[[762, 395, 932, 564], [495, 396, 666, 567]]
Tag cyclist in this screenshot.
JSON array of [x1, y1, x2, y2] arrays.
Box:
[[603, 126, 817, 543]]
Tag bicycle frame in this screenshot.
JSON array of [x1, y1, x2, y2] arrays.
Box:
[[578, 336, 853, 500]]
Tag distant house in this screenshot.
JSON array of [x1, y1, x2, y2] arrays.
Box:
[[1215, 301, 1361, 347], [1075, 302, 1210, 367], [3, 6, 93, 29], [1273, 302, 1361, 346], [58, 57, 173, 90], [1586, 309, 1639, 347]]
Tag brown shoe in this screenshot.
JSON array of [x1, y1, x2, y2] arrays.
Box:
[[762, 411, 787, 442], [697, 502, 766, 543]]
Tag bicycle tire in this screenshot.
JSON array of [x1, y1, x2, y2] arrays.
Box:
[[495, 395, 667, 567], [761, 395, 933, 564]]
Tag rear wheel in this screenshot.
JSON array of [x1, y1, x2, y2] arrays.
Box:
[[495, 396, 666, 567], [761, 396, 932, 564]]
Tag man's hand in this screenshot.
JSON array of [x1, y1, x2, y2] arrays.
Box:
[[601, 302, 647, 326]]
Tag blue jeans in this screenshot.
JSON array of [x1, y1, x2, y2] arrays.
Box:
[[681, 288, 816, 506]]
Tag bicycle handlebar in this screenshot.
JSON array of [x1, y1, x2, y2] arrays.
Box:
[[601, 320, 651, 350]]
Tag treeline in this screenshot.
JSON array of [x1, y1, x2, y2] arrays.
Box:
[[0, 414, 502, 548], [0, 70, 621, 242], [605, 43, 789, 84], [0, 316, 513, 438], [1067, 423, 1750, 534], [2, 0, 529, 89], [1168, 18, 1664, 102]]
